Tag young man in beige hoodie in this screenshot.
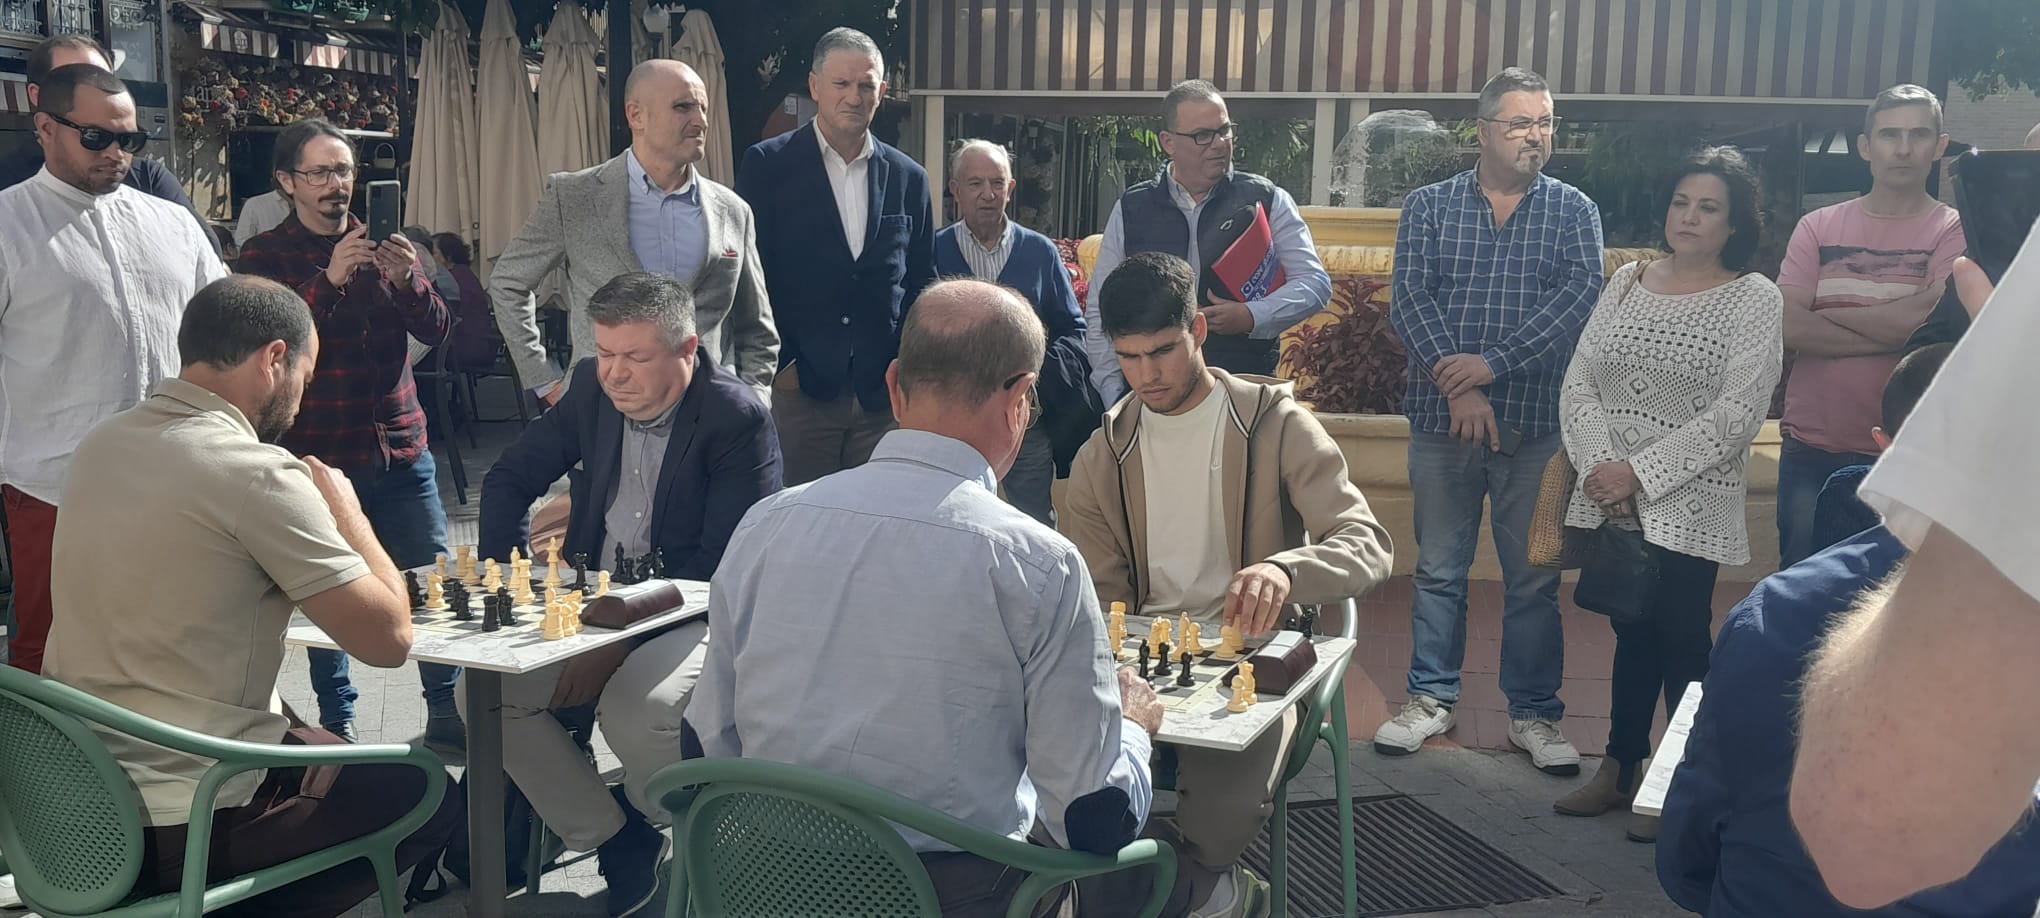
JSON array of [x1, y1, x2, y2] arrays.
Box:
[[1062, 251, 1393, 918]]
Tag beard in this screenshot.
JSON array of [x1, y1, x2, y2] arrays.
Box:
[[253, 386, 300, 444]]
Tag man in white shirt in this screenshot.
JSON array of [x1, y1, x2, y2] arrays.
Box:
[[1791, 234, 2040, 911], [0, 64, 228, 673]]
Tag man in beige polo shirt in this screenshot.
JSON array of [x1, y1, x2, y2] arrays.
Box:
[[42, 275, 462, 918]]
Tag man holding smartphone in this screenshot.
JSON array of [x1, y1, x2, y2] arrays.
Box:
[[238, 118, 459, 748], [1380, 68, 1605, 776]]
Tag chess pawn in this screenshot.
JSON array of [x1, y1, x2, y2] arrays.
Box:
[[1216, 625, 1245, 659], [424, 573, 447, 611], [540, 600, 566, 640], [482, 560, 501, 592], [1148, 617, 1171, 653], [1227, 662, 1258, 712], [594, 570, 611, 598], [1182, 620, 1204, 655], [435, 553, 449, 576], [513, 563, 536, 604], [565, 596, 583, 634], [456, 546, 476, 584]]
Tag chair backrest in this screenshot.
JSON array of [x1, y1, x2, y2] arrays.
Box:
[[1278, 596, 1360, 782], [678, 780, 943, 917], [0, 667, 147, 915]]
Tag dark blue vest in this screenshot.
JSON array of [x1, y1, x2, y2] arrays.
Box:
[[1118, 170, 1283, 375]]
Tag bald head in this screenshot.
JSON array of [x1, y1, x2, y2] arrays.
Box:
[[624, 59, 709, 174], [895, 280, 1046, 406]]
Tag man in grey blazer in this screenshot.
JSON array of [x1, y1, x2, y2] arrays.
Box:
[[490, 59, 777, 405]]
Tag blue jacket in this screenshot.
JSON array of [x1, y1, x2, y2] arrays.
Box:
[[736, 126, 935, 413], [934, 222, 1101, 472], [1658, 528, 2040, 917], [477, 354, 782, 581]]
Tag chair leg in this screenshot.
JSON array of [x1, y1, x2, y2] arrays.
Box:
[[1331, 693, 1357, 918], [525, 812, 546, 896], [1269, 783, 1291, 918], [373, 850, 405, 917]]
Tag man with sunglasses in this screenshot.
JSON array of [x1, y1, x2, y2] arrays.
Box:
[[236, 118, 456, 747], [0, 35, 217, 256], [0, 63, 230, 673], [1083, 80, 1330, 403]]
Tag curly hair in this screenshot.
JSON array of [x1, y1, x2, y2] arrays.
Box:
[[1662, 145, 1765, 272]]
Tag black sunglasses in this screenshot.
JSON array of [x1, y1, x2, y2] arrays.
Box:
[[45, 112, 149, 154]]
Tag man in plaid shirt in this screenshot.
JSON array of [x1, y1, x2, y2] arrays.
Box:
[[238, 118, 459, 747], [1376, 68, 1605, 777]]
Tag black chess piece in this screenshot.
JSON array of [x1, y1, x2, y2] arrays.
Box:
[[495, 587, 516, 625], [1176, 652, 1195, 687], [1154, 642, 1174, 677], [614, 543, 630, 577], [481, 596, 502, 632], [573, 553, 589, 591], [452, 586, 474, 621], [1137, 640, 1152, 679], [618, 556, 638, 585], [648, 548, 668, 579], [404, 571, 423, 608]]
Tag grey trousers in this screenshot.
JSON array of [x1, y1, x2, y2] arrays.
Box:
[[456, 621, 710, 850], [771, 367, 895, 486]]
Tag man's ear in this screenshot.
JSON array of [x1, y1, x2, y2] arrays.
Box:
[[1872, 427, 1894, 452], [1190, 311, 1208, 348]]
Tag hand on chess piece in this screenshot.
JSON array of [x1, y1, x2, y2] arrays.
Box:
[[1224, 562, 1293, 638], [1116, 666, 1164, 737], [1216, 624, 1246, 659], [550, 641, 633, 708]]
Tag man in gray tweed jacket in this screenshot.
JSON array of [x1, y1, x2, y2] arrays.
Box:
[[490, 59, 778, 405]]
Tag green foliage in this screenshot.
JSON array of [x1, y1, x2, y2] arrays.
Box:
[[1232, 119, 1314, 200], [1943, 0, 2040, 97], [1356, 131, 1461, 207], [1572, 121, 1711, 246]]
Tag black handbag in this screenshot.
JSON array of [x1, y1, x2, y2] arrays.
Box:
[[1571, 525, 1660, 624]]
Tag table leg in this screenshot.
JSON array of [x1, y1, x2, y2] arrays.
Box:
[[466, 670, 508, 918]]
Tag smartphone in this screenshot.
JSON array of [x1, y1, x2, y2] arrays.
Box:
[[1951, 149, 2040, 285], [366, 180, 401, 243], [1495, 426, 1524, 457]]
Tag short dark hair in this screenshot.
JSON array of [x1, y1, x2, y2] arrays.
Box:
[[272, 118, 351, 175], [1099, 252, 1197, 338], [1477, 67, 1549, 119], [178, 276, 315, 370], [1663, 145, 1766, 271], [1881, 343, 1954, 436], [1163, 79, 1224, 133], [28, 35, 109, 85], [431, 232, 471, 266], [587, 272, 697, 350], [1864, 83, 1943, 137], [895, 279, 1045, 405], [36, 64, 125, 119]]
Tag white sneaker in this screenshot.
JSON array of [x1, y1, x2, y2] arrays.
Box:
[[1509, 718, 1582, 775], [1373, 696, 1454, 754]]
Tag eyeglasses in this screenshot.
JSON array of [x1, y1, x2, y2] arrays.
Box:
[[1004, 372, 1042, 429], [288, 165, 356, 187], [1479, 116, 1562, 139], [44, 112, 148, 154], [1167, 123, 1237, 147]]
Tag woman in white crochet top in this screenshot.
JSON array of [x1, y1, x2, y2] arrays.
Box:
[[1551, 147, 1784, 839]]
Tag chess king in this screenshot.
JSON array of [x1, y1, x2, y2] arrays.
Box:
[[472, 272, 783, 912], [1061, 249, 1392, 913]]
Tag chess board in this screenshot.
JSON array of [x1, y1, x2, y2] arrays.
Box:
[[406, 566, 602, 635], [1114, 618, 1266, 713]]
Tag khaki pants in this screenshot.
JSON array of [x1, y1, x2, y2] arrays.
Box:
[[456, 622, 710, 850], [771, 365, 895, 486], [1078, 706, 1300, 917]]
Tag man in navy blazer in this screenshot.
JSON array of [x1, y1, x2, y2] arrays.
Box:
[[473, 273, 781, 917], [736, 27, 936, 486]]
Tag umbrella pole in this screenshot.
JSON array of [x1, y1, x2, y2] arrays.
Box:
[[607, 0, 632, 156]]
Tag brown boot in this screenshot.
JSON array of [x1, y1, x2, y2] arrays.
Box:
[[1552, 757, 1637, 817], [1627, 813, 1660, 843]]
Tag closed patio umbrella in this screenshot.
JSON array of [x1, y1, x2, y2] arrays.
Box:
[[668, 8, 731, 185], [475, 0, 544, 279], [406, 2, 478, 254], [537, 1, 605, 178]]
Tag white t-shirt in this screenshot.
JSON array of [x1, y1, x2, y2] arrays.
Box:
[[1138, 380, 1234, 625], [1857, 217, 2040, 604]]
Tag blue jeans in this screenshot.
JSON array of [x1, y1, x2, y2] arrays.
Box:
[[1405, 431, 1566, 721], [1775, 434, 1878, 569], [308, 451, 459, 727], [1003, 427, 1057, 527]]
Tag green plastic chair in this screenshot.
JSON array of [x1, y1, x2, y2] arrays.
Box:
[[648, 757, 1178, 918], [0, 665, 447, 917]]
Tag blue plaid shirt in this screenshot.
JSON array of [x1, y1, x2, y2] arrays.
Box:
[[1391, 171, 1604, 437]]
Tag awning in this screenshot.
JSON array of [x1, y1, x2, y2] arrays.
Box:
[[177, 2, 282, 59], [914, 0, 1938, 101], [0, 76, 29, 115], [295, 30, 398, 76]]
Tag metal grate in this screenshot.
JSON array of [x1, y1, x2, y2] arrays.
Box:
[[1172, 795, 1564, 918]]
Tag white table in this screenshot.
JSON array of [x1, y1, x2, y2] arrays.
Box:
[[1632, 681, 1704, 817], [1146, 632, 1356, 753], [284, 577, 710, 918]]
